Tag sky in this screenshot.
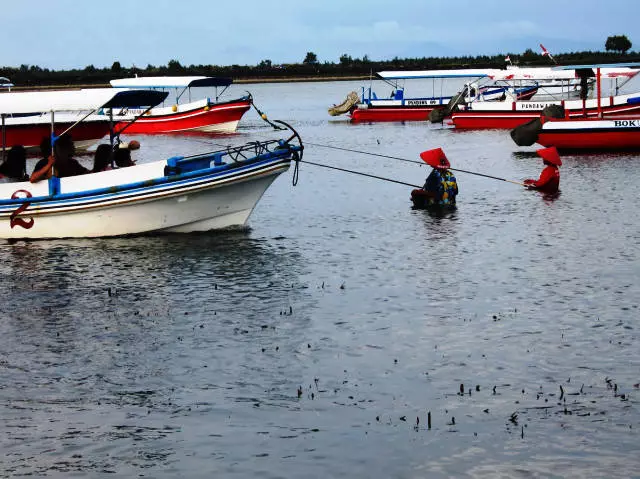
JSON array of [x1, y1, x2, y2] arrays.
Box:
[[2, 0, 639, 70]]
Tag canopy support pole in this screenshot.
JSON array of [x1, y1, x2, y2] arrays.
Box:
[[1, 114, 5, 162]]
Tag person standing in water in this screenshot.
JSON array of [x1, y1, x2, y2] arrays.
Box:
[[524, 146, 561, 194], [411, 147, 458, 208]]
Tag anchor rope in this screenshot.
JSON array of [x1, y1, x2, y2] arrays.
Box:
[[298, 159, 422, 188], [247, 92, 287, 130]]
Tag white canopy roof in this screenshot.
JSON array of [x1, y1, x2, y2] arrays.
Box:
[[378, 66, 639, 81], [377, 69, 490, 80], [0, 88, 168, 115], [110, 76, 233, 89]]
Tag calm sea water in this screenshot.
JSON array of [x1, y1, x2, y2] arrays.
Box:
[[1, 79, 640, 478]]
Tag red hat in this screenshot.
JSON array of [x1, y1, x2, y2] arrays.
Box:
[[536, 146, 562, 166], [420, 148, 451, 169]]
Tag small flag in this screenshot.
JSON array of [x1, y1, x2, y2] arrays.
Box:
[[540, 43, 556, 63], [505, 55, 511, 62]]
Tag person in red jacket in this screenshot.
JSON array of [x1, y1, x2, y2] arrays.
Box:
[[524, 146, 561, 193]]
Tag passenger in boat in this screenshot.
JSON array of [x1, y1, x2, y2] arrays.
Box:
[[30, 137, 53, 176], [114, 147, 136, 168], [92, 144, 113, 172], [411, 148, 458, 207], [30, 133, 89, 182], [119, 140, 140, 151], [524, 146, 561, 194], [0, 145, 29, 182]]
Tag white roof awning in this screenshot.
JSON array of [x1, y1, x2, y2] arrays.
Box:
[[0, 88, 168, 115], [377, 69, 490, 80], [110, 76, 233, 89]]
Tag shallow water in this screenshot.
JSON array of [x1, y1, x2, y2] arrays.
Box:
[[2, 79, 640, 478]]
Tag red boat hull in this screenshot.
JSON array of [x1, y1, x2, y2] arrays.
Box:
[[1, 120, 110, 151], [115, 98, 251, 134], [537, 119, 640, 150], [350, 107, 434, 122], [451, 102, 640, 130]]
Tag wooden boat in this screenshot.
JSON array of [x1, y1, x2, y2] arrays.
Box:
[[515, 63, 640, 151], [109, 76, 252, 134], [449, 67, 640, 129], [0, 89, 303, 239]]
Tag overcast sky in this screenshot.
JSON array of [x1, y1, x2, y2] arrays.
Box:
[[2, 0, 638, 69]]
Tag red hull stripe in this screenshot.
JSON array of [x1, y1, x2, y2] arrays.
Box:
[[452, 103, 640, 129], [1, 121, 110, 150], [351, 107, 434, 122], [117, 100, 251, 134], [537, 127, 640, 150]]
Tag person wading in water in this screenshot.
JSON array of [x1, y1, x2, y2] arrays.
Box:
[[524, 146, 561, 194], [411, 147, 458, 208]]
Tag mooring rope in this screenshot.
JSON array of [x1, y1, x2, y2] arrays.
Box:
[[247, 92, 287, 130], [305, 142, 424, 166], [299, 159, 422, 188]]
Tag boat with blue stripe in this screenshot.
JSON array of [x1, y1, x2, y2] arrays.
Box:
[[0, 88, 302, 239]]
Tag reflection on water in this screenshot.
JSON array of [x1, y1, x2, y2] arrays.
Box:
[[2, 80, 640, 477]]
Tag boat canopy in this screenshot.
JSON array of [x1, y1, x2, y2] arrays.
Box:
[[377, 69, 490, 80], [0, 77, 13, 88], [0, 88, 168, 115], [379, 66, 639, 82], [110, 76, 233, 89], [552, 62, 640, 70]]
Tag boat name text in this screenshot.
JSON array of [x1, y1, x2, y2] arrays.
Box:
[[613, 120, 637, 127]]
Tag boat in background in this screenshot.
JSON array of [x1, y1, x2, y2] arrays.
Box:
[[0, 88, 303, 239], [512, 62, 640, 151], [109, 76, 252, 134], [0, 77, 13, 91], [448, 66, 640, 129], [0, 89, 160, 154], [329, 69, 540, 122]]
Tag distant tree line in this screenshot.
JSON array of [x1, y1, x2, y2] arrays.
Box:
[[1, 36, 637, 88]]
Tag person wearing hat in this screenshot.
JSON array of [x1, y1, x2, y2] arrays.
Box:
[[524, 146, 561, 194], [411, 147, 458, 208]]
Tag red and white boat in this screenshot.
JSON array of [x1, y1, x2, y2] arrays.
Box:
[[449, 67, 640, 129], [0, 89, 123, 153], [535, 117, 640, 150], [519, 63, 640, 151], [109, 76, 252, 134], [329, 69, 540, 122]]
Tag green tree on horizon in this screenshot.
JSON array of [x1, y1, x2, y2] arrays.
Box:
[[303, 52, 318, 64], [605, 35, 632, 54]]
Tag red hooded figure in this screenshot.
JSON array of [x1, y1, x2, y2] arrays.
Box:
[[524, 146, 561, 193]]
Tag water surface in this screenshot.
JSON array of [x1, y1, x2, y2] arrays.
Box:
[[1, 79, 640, 478]]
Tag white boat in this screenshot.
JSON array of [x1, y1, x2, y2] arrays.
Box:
[[0, 89, 303, 239]]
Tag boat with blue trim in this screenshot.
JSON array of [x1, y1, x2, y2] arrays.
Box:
[[0, 89, 302, 238]]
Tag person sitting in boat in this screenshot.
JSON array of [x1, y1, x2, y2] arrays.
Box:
[[30, 133, 89, 183], [113, 147, 136, 168], [30, 137, 53, 176], [0, 145, 29, 182], [411, 148, 458, 208], [524, 146, 561, 194], [92, 144, 113, 173]]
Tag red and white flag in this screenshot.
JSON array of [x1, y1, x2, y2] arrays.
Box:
[[540, 43, 556, 63], [505, 55, 511, 62]]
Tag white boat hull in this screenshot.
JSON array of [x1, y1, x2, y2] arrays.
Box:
[[0, 144, 295, 239]]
